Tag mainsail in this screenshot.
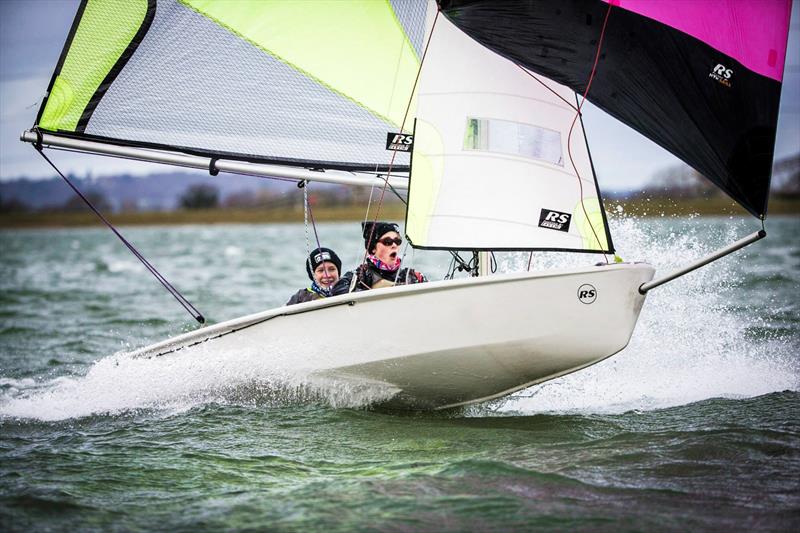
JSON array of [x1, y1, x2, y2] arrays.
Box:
[[437, 0, 793, 218], [35, 0, 429, 172], [406, 12, 613, 252]]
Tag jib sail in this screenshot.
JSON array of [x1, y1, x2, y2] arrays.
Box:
[[406, 11, 613, 253]]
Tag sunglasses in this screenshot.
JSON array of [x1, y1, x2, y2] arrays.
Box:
[[378, 237, 402, 246]]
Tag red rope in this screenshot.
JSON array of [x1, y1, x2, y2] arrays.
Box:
[[566, 4, 614, 260]]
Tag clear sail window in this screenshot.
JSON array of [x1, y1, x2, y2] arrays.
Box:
[[463, 118, 563, 166]]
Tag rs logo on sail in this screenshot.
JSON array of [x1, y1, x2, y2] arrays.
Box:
[[386, 133, 414, 152], [709, 64, 733, 87], [538, 209, 572, 232]]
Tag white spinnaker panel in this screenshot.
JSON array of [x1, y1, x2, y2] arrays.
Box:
[[407, 14, 612, 252]]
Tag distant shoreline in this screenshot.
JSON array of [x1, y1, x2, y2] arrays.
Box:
[[0, 198, 797, 228]]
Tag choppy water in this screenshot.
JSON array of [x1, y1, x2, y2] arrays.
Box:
[[1, 216, 798, 531]]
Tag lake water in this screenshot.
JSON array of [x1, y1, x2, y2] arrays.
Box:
[[1, 216, 798, 531]]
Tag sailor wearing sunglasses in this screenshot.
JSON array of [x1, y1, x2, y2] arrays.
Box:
[[332, 221, 426, 294]]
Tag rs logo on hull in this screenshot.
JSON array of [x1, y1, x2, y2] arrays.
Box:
[[577, 284, 597, 304]]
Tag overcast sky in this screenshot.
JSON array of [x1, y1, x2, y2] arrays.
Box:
[[1, 0, 797, 191]]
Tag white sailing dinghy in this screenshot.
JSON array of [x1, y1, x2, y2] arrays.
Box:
[[22, 0, 790, 409]]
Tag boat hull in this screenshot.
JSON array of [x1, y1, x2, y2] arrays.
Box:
[[128, 263, 655, 410]]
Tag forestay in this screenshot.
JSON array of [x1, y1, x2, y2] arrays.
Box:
[[406, 12, 613, 252], [35, 0, 431, 172]]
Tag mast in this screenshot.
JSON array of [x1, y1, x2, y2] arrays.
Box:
[[477, 252, 491, 277]]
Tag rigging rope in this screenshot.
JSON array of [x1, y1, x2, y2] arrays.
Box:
[[299, 180, 323, 255], [515, 64, 579, 113], [351, 9, 480, 281], [567, 3, 614, 263], [362, 8, 441, 266], [364, 175, 376, 225], [302, 181, 310, 256], [391, 239, 411, 283], [32, 143, 205, 324], [307, 192, 323, 253]]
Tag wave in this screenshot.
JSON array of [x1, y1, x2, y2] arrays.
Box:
[[0, 344, 400, 422]]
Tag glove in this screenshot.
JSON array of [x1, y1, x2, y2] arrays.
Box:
[[355, 264, 377, 290], [397, 268, 425, 285]]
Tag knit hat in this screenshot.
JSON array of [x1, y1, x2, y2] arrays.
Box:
[[306, 247, 342, 280], [361, 221, 400, 252]]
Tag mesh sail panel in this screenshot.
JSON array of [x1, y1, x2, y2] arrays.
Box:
[[38, 0, 152, 132], [390, 0, 429, 58], [37, 0, 431, 171]]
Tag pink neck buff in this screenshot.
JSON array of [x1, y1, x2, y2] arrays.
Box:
[[367, 254, 401, 272]]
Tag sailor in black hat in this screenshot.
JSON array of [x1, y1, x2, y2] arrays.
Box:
[[286, 247, 342, 305], [332, 221, 426, 295]]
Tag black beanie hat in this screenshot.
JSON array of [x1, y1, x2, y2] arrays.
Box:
[[306, 247, 342, 280], [361, 221, 400, 252]]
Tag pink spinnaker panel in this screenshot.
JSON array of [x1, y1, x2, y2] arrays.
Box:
[[607, 0, 791, 82]]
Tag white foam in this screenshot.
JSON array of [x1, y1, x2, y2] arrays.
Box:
[[224, 245, 243, 257], [499, 217, 799, 415], [107, 260, 141, 273], [0, 342, 398, 421], [0, 377, 38, 390]]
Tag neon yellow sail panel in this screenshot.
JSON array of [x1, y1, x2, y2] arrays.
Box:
[[573, 198, 610, 251], [39, 0, 149, 132], [182, 0, 420, 129], [407, 14, 613, 253]]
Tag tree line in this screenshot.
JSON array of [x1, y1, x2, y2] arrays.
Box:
[[0, 181, 403, 214]]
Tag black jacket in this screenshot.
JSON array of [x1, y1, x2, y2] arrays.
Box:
[[331, 262, 425, 295], [286, 288, 323, 306]]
